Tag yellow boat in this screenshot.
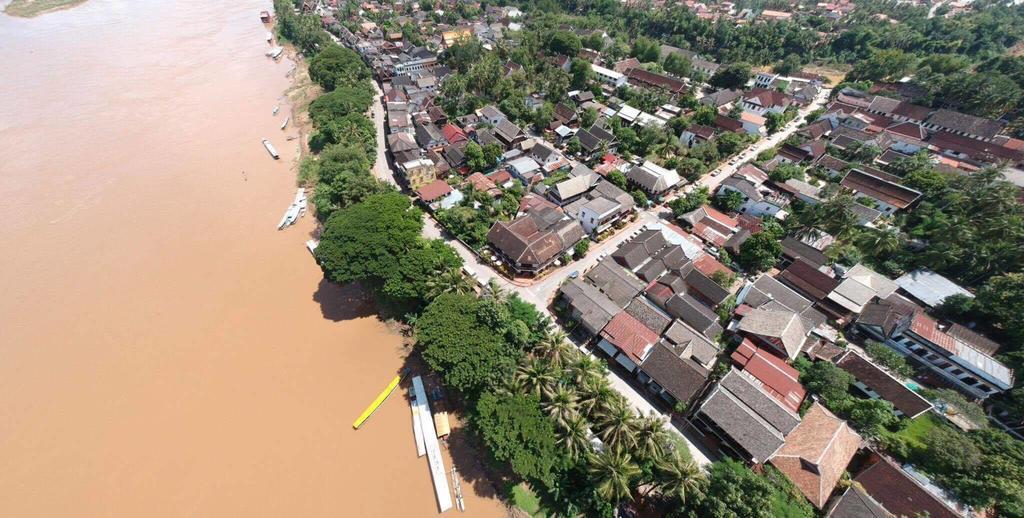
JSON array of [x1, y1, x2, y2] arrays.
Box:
[[352, 374, 403, 429]]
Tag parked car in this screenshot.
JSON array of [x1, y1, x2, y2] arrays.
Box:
[[569, 271, 580, 279]]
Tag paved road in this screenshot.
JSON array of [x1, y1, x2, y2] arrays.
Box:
[[699, 87, 833, 192], [365, 80, 718, 465]]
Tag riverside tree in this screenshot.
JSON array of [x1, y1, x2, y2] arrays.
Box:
[[308, 45, 371, 91]]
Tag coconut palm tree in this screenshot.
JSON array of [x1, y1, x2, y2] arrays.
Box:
[[597, 399, 639, 451], [579, 377, 615, 415], [634, 414, 670, 461], [588, 447, 641, 504], [534, 329, 574, 368], [481, 277, 506, 303], [568, 353, 606, 386], [560, 414, 592, 461], [652, 448, 704, 506], [514, 357, 557, 399], [425, 268, 475, 299], [856, 226, 903, 257], [543, 384, 579, 429]]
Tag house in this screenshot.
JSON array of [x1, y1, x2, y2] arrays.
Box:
[[736, 307, 809, 360], [663, 290, 724, 339], [835, 350, 933, 418], [466, 172, 501, 197], [548, 173, 599, 206], [626, 161, 682, 198], [613, 229, 668, 270], [486, 206, 586, 276], [559, 278, 622, 335], [691, 57, 720, 77], [680, 124, 716, 148], [740, 273, 828, 331], [847, 454, 960, 518], [840, 169, 921, 215], [506, 156, 542, 184], [814, 154, 848, 178], [494, 119, 526, 148], [577, 125, 618, 159], [894, 269, 974, 308], [714, 114, 745, 134], [823, 263, 898, 320], [416, 179, 452, 206], [731, 339, 807, 413], [476, 104, 507, 126], [741, 88, 794, 116], [528, 143, 562, 167], [591, 63, 627, 88], [692, 368, 802, 463], [626, 67, 688, 97], [700, 89, 743, 112], [717, 165, 790, 218], [769, 403, 862, 509], [924, 108, 1004, 142], [414, 122, 446, 150], [586, 256, 647, 308], [800, 119, 834, 140], [681, 206, 739, 247], [824, 485, 889, 518], [761, 9, 793, 21], [401, 157, 437, 190], [553, 103, 578, 126], [778, 259, 839, 304], [856, 298, 1014, 399], [578, 197, 623, 236], [638, 326, 715, 408], [740, 111, 767, 135], [753, 72, 778, 89], [441, 123, 468, 146], [596, 311, 661, 372]]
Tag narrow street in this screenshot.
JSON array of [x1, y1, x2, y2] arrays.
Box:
[[362, 80, 832, 467]]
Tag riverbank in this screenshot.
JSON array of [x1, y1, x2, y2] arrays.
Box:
[[3, 0, 88, 17], [0, 2, 505, 515]]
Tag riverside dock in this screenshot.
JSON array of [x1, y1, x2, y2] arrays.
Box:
[[412, 376, 453, 513]]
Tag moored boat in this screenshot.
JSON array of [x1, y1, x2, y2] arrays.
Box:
[[261, 138, 279, 159], [280, 116, 289, 130]]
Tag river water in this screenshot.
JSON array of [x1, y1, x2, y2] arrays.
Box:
[[0, 1, 503, 516]]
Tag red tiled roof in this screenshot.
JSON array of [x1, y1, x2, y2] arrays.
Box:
[[909, 312, 956, 352], [442, 123, 467, 144], [855, 456, 959, 518], [694, 253, 731, 277], [416, 179, 452, 202], [731, 339, 806, 412], [487, 170, 512, 184], [601, 312, 660, 362], [771, 403, 861, 508]]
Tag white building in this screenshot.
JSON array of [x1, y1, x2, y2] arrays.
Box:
[[591, 64, 627, 88]]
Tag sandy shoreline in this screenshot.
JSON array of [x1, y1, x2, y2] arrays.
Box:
[[3, 0, 89, 18]]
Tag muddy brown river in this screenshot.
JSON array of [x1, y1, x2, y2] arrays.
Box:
[[0, 1, 504, 515]]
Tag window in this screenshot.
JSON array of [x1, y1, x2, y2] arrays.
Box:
[[961, 376, 978, 386], [934, 361, 952, 370], [949, 368, 963, 376]]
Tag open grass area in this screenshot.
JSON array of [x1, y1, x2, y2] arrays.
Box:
[[510, 484, 546, 517], [4, 0, 88, 17], [889, 412, 940, 451]]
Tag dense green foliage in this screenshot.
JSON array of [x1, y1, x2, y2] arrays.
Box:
[[308, 45, 370, 91], [795, 358, 898, 438], [688, 460, 813, 518], [738, 232, 782, 273], [475, 391, 568, 485]]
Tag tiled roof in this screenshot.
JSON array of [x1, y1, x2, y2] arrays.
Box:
[[737, 308, 808, 360], [699, 368, 801, 462], [586, 257, 646, 307], [600, 312, 660, 362], [770, 403, 861, 509], [625, 297, 673, 335], [840, 169, 921, 209], [825, 485, 892, 518], [560, 278, 621, 335], [926, 108, 1004, 139], [640, 340, 710, 403], [665, 292, 723, 339], [908, 312, 956, 352], [731, 339, 806, 412], [779, 259, 839, 301], [836, 350, 932, 418], [417, 179, 452, 202], [854, 456, 959, 518]]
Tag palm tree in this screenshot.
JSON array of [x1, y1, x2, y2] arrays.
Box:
[[481, 277, 506, 303], [588, 448, 641, 504], [534, 329, 574, 368], [634, 414, 670, 461], [856, 227, 903, 257], [543, 385, 579, 429], [652, 448, 704, 506], [514, 357, 557, 399], [560, 414, 592, 461], [597, 399, 639, 451], [425, 268, 475, 299], [568, 354, 606, 387], [579, 377, 615, 415]]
